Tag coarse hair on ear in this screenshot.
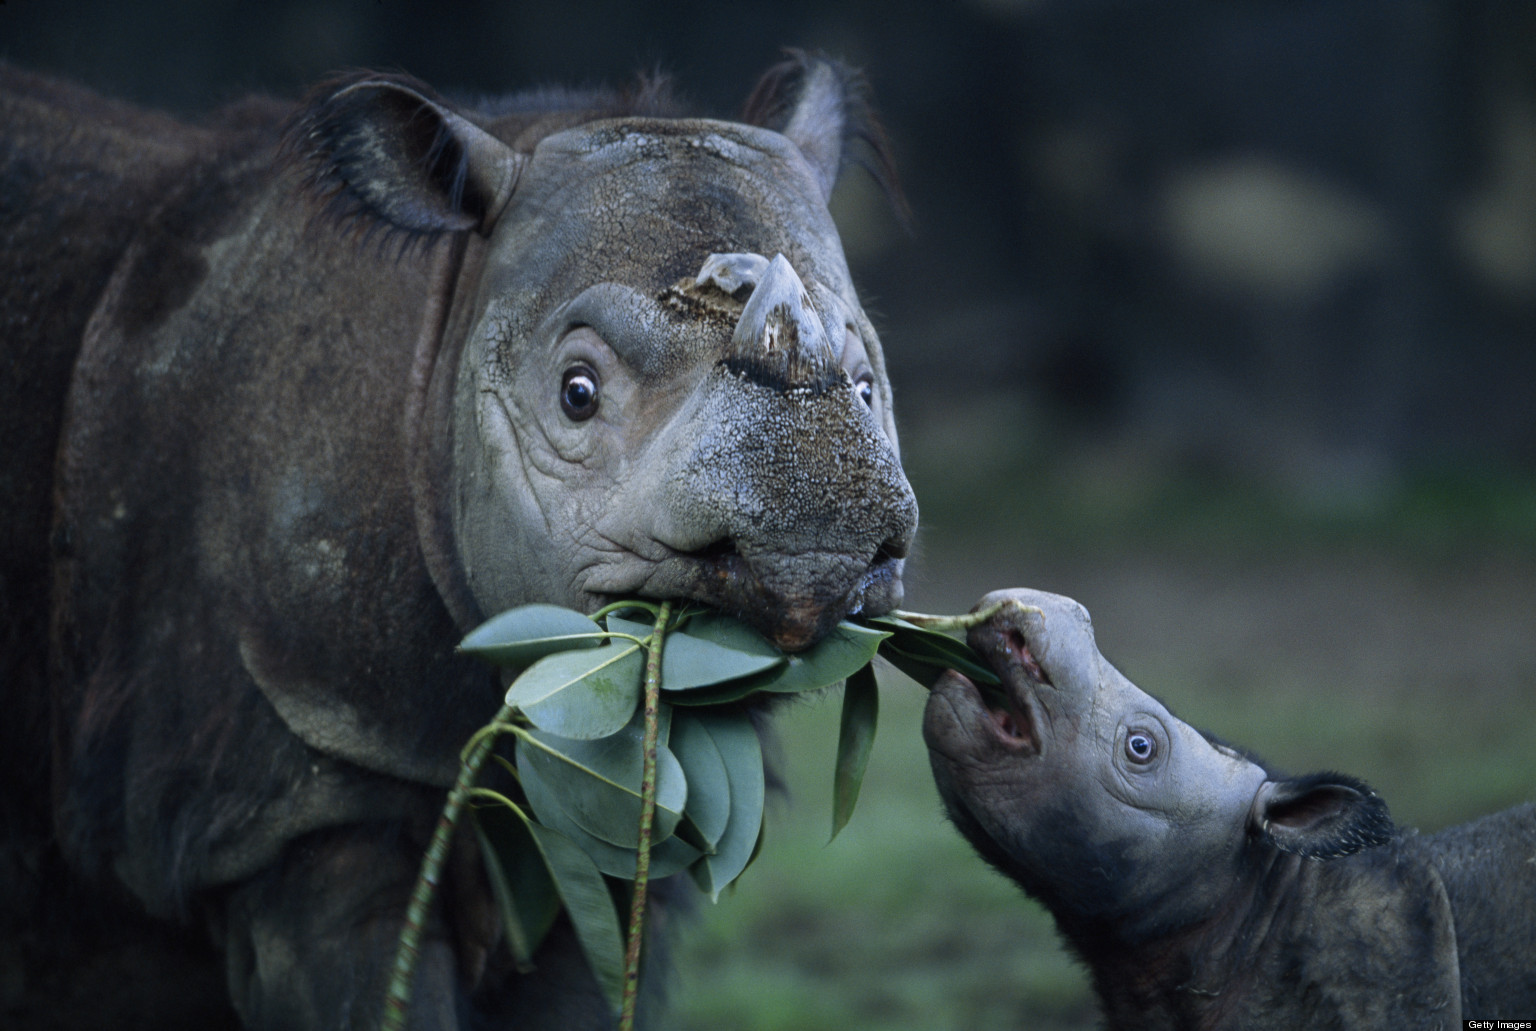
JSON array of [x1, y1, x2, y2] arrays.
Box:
[[742, 49, 909, 226], [282, 71, 524, 242], [1252, 772, 1395, 860]]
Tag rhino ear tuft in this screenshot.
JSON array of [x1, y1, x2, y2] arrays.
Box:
[[1253, 772, 1395, 860], [742, 50, 908, 223], [284, 72, 523, 238]]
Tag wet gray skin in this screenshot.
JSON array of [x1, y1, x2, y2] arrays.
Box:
[[920, 589, 1536, 1030], [923, 588, 1271, 941]]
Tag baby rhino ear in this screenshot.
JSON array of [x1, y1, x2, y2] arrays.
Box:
[[1252, 773, 1395, 859], [285, 72, 523, 237]]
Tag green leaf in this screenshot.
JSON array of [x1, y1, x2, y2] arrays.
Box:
[[523, 820, 628, 1014], [517, 754, 702, 879], [669, 711, 731, 851], [831, 663, 879, 842], [754, 621, 888, 694], [868, 615, 999, 687], [516, 718, 688, 849], [505, 640, 644, 739], [473, 804, 560, 970], [658, 613, 784, 691], [685, 711, 765, 901], [459, 604, 606, 667], [664, 621, 888, 706]]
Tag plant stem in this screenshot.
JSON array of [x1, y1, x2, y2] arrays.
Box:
[[893, 599, 1041, 633], [382, 700, 516, 1031], [592, 598, 661, 621], [619, 600, 671, 1031]]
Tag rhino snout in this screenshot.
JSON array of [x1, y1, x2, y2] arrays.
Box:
[[685, 534, 911, 651], [626, 358, 918, 650], [649, 471, 915, 651]]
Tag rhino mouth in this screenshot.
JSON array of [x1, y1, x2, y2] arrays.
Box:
[[926, 666, 1040, 761], [925, 623, 1049, 762], [976, 669, 1041, 754], [987, 681, 1039, 752], [676, 536, 908, 652]]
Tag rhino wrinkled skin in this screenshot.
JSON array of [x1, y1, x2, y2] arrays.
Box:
[[0, 55, 916, 1029], [925, 588, 1536, 1030]]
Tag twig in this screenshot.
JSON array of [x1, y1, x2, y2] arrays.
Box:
[[382, 701, 516, 1031], [893, 598, 1041, 632], [619, 600, 671, 1031]]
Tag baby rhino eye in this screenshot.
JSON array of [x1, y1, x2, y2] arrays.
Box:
[[1125, 732, 1157, 764]]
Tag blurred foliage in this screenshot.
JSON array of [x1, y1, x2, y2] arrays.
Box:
[[6, 0, 1536, 473]]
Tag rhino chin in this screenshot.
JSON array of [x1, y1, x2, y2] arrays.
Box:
[[746, 543, 903, 648], [626, 545, 904, 652]]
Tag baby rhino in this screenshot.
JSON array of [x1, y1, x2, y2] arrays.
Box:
[[924, 588, 1535, 1030]]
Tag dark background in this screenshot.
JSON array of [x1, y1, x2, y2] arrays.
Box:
[[6, 4, 1535, 1028], [7, 0, 1536, 485]]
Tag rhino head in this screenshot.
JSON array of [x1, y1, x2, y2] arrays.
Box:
[[295, 57, 916, 650], [923, 588, 1394, 945]]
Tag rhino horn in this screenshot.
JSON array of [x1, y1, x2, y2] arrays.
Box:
[[695, 252, 770, 296], [725, 253, 840, 393]]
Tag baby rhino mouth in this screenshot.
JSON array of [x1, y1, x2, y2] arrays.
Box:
[[977, 656, 1041, 754], [926, 662, 1041, 760], [926, 623, 1049, 759], [986, 686, 1037, 751], [995, 626, 1051, 749], [984, 626, 1049, 753]]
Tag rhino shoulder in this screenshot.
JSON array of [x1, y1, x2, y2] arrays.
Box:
[[1419, 803, 1536, 1015], [1235, 847, 1463, 1027]]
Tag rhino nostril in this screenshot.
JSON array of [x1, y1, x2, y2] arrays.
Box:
[[873, 538, 908, 563], [1005, 630, 1049, 685]]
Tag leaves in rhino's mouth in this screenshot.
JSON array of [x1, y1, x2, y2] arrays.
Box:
[[385, 597, 1000, 1029]]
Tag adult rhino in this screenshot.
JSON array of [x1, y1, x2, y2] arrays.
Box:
[[0, 54, 917, 1030]]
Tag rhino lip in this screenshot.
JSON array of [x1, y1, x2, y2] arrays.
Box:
[[674, 537, 907, 652], [932, 669, 1039, 756], [982, 675, 1039, 753]]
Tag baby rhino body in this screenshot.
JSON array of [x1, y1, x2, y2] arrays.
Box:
[[923, 588, 1536, 1030]]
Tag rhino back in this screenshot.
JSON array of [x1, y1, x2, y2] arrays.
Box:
[[0, 65, 215, 813], [0, 66, 295, 1027], [45, 86, 499, 911], [1419, 803, 1536, 1015]]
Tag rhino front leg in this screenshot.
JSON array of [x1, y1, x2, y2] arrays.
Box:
[[218, 825, 459, 1031]]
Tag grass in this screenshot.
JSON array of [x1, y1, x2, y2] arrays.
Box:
[[668, 413, 1536, 1031], [673, 679, 1098, 1031]]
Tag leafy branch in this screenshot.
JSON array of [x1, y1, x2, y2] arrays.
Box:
[[383, 600, 1013, 1029]]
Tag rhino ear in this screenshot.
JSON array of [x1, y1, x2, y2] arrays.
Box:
[[285, 73, 523, 238], [742, 50, 906, 218], [1252, 772, 1395, 859]]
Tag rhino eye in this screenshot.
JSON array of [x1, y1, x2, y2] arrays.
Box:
[[854, 374, 874, 407], [1125, 732, 1157, 764], [560, 365, 600, 421]]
